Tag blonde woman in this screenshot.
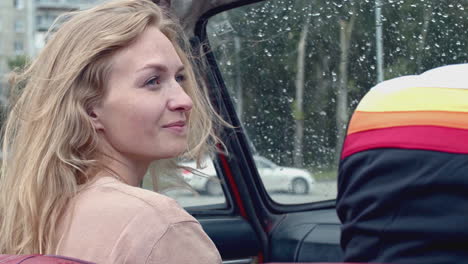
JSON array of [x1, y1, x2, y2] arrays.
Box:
[[0, 0, 223, 263]]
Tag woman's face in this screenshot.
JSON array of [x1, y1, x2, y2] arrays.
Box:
[[93, 26, 193, 164]]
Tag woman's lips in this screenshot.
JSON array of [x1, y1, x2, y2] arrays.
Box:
[[163, 121, 186, 134]]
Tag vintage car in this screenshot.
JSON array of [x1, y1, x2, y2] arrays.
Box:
[[3, 0, 467, 263]]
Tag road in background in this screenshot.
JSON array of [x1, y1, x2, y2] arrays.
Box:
[[165, 181, 337, 207]]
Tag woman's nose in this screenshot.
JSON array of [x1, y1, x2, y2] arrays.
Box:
[[168, 83, 193, 112]]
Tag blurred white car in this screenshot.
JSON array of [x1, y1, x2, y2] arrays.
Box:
[[181, 156, 315, 196]]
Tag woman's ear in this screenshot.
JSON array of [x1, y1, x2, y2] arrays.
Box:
[[89, 107, 105, 131]]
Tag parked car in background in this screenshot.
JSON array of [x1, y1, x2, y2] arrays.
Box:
[[181, 156, 315, 196]]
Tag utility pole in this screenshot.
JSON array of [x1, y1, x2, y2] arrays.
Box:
[[375, 0, 384, 83], [234, 36, 243, 123]]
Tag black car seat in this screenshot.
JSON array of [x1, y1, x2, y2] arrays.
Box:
[[336, 63, 468, 264]]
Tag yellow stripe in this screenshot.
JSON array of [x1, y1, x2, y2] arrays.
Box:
[[356, 86, 468, 112]]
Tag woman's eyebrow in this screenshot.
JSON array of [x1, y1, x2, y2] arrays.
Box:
[[177, 66, 186, 73], [136, 63, 185, 73]]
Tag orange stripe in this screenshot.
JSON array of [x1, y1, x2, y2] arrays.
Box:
[[348, 111, 468, 135]]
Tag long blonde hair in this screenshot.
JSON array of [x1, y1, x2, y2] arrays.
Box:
[[0, 0, 223, 254]]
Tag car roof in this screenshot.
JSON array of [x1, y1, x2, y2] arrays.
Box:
[[169, 0, 254, 35]]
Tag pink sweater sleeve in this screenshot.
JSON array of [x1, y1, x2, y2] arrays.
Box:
[[145, 221, 222, 264]]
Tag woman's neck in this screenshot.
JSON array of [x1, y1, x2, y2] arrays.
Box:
[[97, 156, 150, 187]]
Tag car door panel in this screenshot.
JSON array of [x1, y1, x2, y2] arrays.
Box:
[[269, 209, 342, 262], [199, 217, 261, 260]]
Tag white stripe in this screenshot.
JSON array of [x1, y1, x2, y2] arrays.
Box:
[[371, 63, 468, 93]]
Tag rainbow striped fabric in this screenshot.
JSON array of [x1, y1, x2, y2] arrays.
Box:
[[341, 63, 468, 160]]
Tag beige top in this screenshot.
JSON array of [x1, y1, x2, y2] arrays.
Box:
[[55, 177, 222, 264]]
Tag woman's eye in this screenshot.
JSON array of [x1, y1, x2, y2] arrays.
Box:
[[145, 76, 161, 87], [175, 74, 186, 83]]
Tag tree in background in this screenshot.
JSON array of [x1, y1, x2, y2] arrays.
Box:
[[7, 55, 29, 71], [208, 0, 468, 175]]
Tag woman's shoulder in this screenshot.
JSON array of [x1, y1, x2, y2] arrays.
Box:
[[57, 177, 206, 263], [76, 177, 195, 224]]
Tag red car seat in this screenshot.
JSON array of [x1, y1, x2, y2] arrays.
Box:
[[0, 255, 94, 264]]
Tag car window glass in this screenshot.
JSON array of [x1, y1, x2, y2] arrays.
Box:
[[206, 0, 468, 204], [254, 157, 274, 169], [142, 159, 227, 208], [0, 0, 227, 209]]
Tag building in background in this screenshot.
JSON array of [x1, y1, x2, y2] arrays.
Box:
[[0, 0, 102, 99], [0, 0, 32, 99], [35, 0, 100, 51]]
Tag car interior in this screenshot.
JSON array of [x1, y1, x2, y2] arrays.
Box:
[[163, 0, 467, 263], [1, 0, 466, 263]]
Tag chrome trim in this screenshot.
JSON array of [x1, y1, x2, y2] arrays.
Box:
[[222, 258, 253, 264]]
